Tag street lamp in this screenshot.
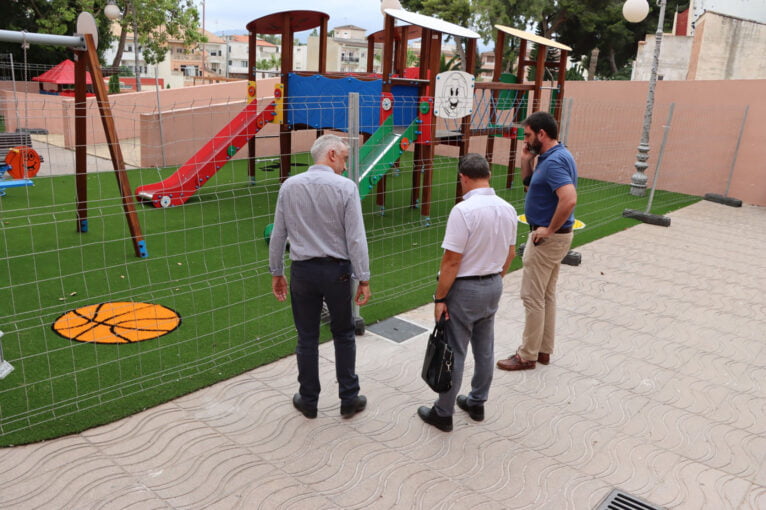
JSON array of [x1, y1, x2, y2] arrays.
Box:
[[104, 0, 140, 92], [624, 0, 666, 196], [104, 0, 121, 22], [104, 1, 141, 91]]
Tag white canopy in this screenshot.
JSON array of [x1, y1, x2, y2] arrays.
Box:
[[384, 9, 480, 39]]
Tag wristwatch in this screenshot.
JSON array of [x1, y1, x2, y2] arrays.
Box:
[[433, 294, 447, 304]]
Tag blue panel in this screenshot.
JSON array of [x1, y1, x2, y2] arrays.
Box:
[[391, 84, 420, 126], [287, 74, 382, 134]]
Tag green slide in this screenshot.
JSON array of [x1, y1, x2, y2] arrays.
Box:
[[356, 117, 420, 201]]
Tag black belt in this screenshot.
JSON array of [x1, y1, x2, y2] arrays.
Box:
[[530, 224, 573, 234], [456, 273, 500, 281], [307, 256, 349, 264]]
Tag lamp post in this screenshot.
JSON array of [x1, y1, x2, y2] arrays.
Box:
[[104, 0, 127, 86], [623, 0, 666, 196]]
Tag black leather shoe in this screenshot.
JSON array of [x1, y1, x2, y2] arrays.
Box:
[[456, 395, 484, 422], [293, 393, 317, 419], [417, 406, 453, 432], [340, 395, 367, 419]]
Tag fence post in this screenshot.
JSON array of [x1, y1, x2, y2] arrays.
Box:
[[155, 64, 166, 168], [704, 105, 747, 207], [347, 92, 365, 334], [348, 92, 360, 185], [0, 331, 14, 379], [560, 97, 574, 146]]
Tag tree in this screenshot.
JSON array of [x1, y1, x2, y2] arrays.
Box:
[[533, 0, 657, 79], [0, 0, 119, 67], [108, 74, 121, 93], [399, 0, 473, 71], [474, 0, 548, 74], [260, 34, 281, 46], [110, 0, 205, 69], [255, 56, 280, 72]]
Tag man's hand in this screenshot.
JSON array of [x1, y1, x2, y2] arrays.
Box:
[[355, 283, 371, 306], [434, 302, 448, 322], [531, 226, 552, 245], [520, 142, 537, 192], [272, 275, 288, 302]]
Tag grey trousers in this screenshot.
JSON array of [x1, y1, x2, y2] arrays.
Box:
[[434, 275, 503, 417]]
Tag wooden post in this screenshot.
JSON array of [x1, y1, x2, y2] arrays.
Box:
[[279, 15, 293, 183], [83, 34, 147, 258], [248, 32, 256, 183], [366, 36, 375, 73], [484, 30, 505, 165], [455, 38, 477, 202], [74, 52, 88, 233], [533, 43, 546, 112], [411, 27, 431, 209], [420, 29, 441, 220], [553, 49, 568, 124], [507, 38, 528, 189]]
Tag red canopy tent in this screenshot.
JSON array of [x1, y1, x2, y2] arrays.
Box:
[[33, 59, 94, 96]]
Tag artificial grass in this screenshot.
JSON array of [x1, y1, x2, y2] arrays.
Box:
[[0, 152, 699, 446]]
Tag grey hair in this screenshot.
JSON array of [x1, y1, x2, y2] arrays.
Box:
[[310, 134, 349, 162], [458, 153, 491, 179]]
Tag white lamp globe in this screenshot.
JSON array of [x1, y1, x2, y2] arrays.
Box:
[[381, 0, 403, 15], [104, 1, 122, 21], [623, 0, 650, 23]]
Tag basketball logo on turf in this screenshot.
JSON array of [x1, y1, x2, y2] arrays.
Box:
[[52, 302, 181, 344]]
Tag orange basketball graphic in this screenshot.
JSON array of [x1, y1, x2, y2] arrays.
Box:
[[52, 302, 181, 344]]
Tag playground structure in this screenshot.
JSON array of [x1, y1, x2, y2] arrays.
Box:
[[243, 9, 483, 223], [481, 25, 572, 188], [131, 9, 572, 224], [0, 18, 148, 258]]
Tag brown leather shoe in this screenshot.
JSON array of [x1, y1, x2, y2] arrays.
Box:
[[496, 354, 536, 371], [537, 353, 550, 365]]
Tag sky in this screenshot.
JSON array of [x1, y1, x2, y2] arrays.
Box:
[[201, 1, 389, 37]]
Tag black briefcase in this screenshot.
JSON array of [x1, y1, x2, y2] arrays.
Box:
[[421, 318, 454, 393]]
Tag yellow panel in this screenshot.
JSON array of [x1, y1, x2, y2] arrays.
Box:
[[271, 83, 284, 124], [494, 25, 572, 52], [247, 81, 257, 104]]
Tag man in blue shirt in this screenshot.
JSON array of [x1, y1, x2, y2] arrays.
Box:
[[269, 134, 371, 419], [497, 112, 577, 371]]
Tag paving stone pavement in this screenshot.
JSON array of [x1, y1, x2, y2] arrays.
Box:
[[1, 200, 765, 509]]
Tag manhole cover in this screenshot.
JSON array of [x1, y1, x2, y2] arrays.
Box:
[[595, 489, 665, 510], [367, 317, 428, 343]]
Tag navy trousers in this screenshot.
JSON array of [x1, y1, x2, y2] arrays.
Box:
[[289, 258, 359, 409]]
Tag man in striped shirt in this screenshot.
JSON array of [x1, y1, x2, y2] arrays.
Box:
[[269, 134, 371, 420]]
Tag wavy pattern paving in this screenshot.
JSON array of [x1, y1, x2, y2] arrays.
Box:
[[1, 201, 765, 509]]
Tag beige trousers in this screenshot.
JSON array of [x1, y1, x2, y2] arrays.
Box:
[[518, 231, 573, 362]]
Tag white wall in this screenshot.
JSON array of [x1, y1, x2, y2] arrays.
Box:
[[632, 35, 694, 81], [691, 0, 766, 28]]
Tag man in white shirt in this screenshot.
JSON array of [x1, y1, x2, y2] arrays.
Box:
[[418, 153, 518, 432]]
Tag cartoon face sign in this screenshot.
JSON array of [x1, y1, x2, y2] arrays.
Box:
[[434, 71, 474, 119], [5, 146, 41, 179]]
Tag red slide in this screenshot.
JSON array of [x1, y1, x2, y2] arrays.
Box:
[[135, 100, 277, 208]]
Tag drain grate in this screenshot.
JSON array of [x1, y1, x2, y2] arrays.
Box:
[[367, 317, 428, 344], [595, 489, 665, 510]]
